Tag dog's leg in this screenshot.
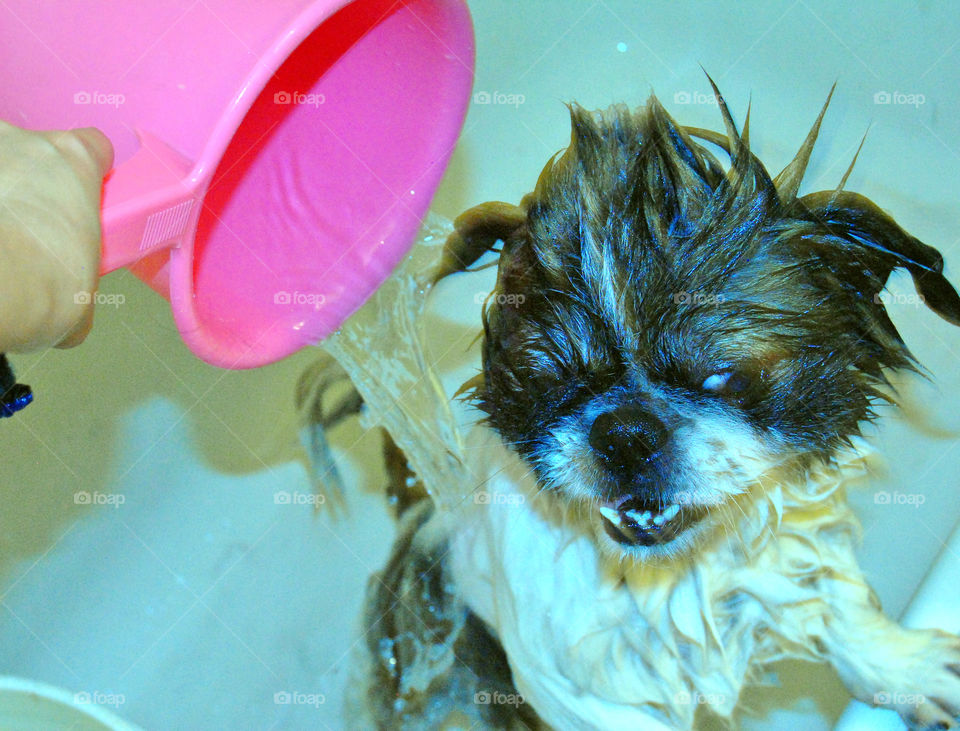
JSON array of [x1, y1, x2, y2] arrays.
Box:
[[361, 499, 544, 730], [790, 557, 960, 729]]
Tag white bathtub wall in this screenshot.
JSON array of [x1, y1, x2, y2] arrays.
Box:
[[2, 2, 959, 730], [836, 513, 960, 730]]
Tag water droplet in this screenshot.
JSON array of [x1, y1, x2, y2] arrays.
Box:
[[617, 42, 627, 53]]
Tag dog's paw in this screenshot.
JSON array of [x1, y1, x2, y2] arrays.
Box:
[[871, 630, 960, 731]]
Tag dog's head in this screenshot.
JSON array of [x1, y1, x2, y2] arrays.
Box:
[[440, 85, 960, 560]]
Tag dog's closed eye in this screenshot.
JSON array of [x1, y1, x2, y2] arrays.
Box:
[[700, 368, 766, 410], [702, 369, 750, 395]]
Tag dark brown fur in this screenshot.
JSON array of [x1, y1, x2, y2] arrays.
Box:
[[438, 87, 960, 483]]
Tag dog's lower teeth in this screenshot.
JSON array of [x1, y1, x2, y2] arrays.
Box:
[[599, 501, 701, 548], [624, 507, 672, 530], [625, 509, 652, 527]]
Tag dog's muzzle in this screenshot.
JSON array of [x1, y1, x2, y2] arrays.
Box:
[[590, 405, 707, 546]]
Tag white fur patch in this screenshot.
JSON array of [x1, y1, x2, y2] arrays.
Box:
[[446, 421, 870, 730]]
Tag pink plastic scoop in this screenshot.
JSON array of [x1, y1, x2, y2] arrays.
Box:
[[1, 0, 474, 368]]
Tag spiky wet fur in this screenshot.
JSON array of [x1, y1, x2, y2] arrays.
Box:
[[437, 83, 960, 563]]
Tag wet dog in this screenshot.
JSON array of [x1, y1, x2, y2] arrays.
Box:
[[323, 80, 960, 729]]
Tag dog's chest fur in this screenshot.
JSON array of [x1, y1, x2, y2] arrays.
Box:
[[444, 417, 868, 729]]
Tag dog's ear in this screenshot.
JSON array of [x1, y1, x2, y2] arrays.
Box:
[[793, 189, 960, 327], [431, 201, 527, 285]]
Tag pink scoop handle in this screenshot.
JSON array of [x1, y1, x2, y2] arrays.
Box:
[[99, 130, 199, 275]]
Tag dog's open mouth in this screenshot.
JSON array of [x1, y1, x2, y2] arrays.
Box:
[[598, 497, 709, 546]]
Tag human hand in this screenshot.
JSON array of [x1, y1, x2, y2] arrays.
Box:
[[0, 121, 113, 352]]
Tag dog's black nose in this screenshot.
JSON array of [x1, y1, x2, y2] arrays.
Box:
[[589, 405, 667, 479]]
